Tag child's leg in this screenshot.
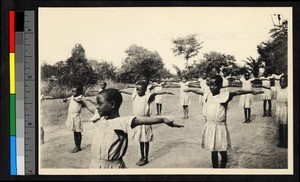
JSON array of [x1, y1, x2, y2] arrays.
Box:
[[277, 124, 283, 147], [137, 142, 149, 166], [139, 142, 145, 160], [243, 108, 247, 123], [263, 100, 267, 117], [40, 127, 45, 144], [211, 151, 218, 168], [247, 108, 251, 122], [182, 106, 186, 118], [283, 124, 288, 148], [159, 104, 162, 115], [219, 151, 228, 168], [156, 103, 160, 115], [186, 106, 189, 118], [144, 142, 150, 163], [267, 100, 272, 116], [71, 132, 82, 153]]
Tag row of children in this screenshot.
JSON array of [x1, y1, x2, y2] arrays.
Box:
[[58, 69, 288, 169]]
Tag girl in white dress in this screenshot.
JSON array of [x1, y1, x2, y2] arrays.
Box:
[[172, 76, 191, 119], [239, 72, 255, 123], [261, 75, 288, 148], [185, 75, 262, 168], [275, 75, 288, 148], [153, 80, 165, 116], [120, 81, 174, 166], [75, 88, 183, 168], [259, 71, 274, 117], [63, 86, 84, 153]]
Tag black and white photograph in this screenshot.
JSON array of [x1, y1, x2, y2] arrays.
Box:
[[38, 7, 293, 175]]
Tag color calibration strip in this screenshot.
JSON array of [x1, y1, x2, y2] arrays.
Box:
[[9, 10, 35, 175], [9, 10, 17, 175]]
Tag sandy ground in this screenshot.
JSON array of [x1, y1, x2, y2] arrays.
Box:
[[40, 88, 288, 170]]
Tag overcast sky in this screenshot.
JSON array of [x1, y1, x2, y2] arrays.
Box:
[[39, 7, 291, 73]]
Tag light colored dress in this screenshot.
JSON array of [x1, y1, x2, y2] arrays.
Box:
[[201, 92, 231, 151], [272, 74, 283, 99], [261, 77, 273, 100], [89, 116, 135, 168], [179, 82, 191, 106], [90, 89, 103, 121], [198, 78, 209, 103], [154, 83, 163, 104], [220, 76, 229, 93], [65, 94, 83, 132], [131, 93, 153, 142], [274, 88, 288, 125], [198, 78, 210, 116], [239, 77, 254, 108]]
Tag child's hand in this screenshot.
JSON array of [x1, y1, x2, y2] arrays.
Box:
[[73, 98, 83, 103], [253, 91, 263, 95], [63, 98, 68, 103], [183, 89, 190, 92], [168, 92, 175, 95], [163, 118, 184, 128]]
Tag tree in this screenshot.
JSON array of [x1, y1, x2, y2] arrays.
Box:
[[119, 45, 165, 83], [89, 59, 117, 81], [57, 44, 97, 88], [195, 51, 237, 77], [41, 62, 59, 81], [171, 34, 203, 71], [243, 57, 264, 78], [257, 20, 287, 74]]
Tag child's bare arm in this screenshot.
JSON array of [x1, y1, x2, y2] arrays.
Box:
[[184, 88, 204, 95], [188, 82, 201, 88], [149, 91, 174, 103], [254, 85, 271, 89], [231, 90, 263, 97], [74, 98, 97, 114], [119, 90, 133, 95], [131, 117, 184, 128]]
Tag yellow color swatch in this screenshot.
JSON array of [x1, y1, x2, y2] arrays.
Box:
[[10, 53, 15, 94]]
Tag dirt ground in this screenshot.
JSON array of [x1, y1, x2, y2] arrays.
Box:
[[40, 87, 288, 170]]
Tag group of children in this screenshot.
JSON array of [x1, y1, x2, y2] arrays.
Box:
[[57, 69, 288, 169]]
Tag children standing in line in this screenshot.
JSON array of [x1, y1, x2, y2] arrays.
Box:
[[239, 72, 256, 123], [184, 75, 262, 168], [260, 75, 288, 148], [172, 76, 191, 119], [120, 81, 175, 166], [63, 86, 84, 153], [74, 88, 183, 168], [259, 71, 274, 117], [153, 79, 166, 116]]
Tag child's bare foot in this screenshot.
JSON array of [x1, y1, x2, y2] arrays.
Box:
[[137, 158, 149, 166], [136, 157, 145, 165], [69, 147, 81, 153]]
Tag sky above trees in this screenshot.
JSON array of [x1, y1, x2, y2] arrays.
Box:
[[39, 7, 292, 73]]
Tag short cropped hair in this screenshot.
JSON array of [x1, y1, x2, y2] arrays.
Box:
[[211, 75, 223, 87], [135, 80, 148, 87], [98, 88, 123, 109]]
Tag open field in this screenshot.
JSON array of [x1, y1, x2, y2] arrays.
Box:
[[40, 87, 287, 170]]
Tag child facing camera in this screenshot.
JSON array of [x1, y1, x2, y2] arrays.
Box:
[[75, 88, 183, 169], [185, 75, 262, 168]]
